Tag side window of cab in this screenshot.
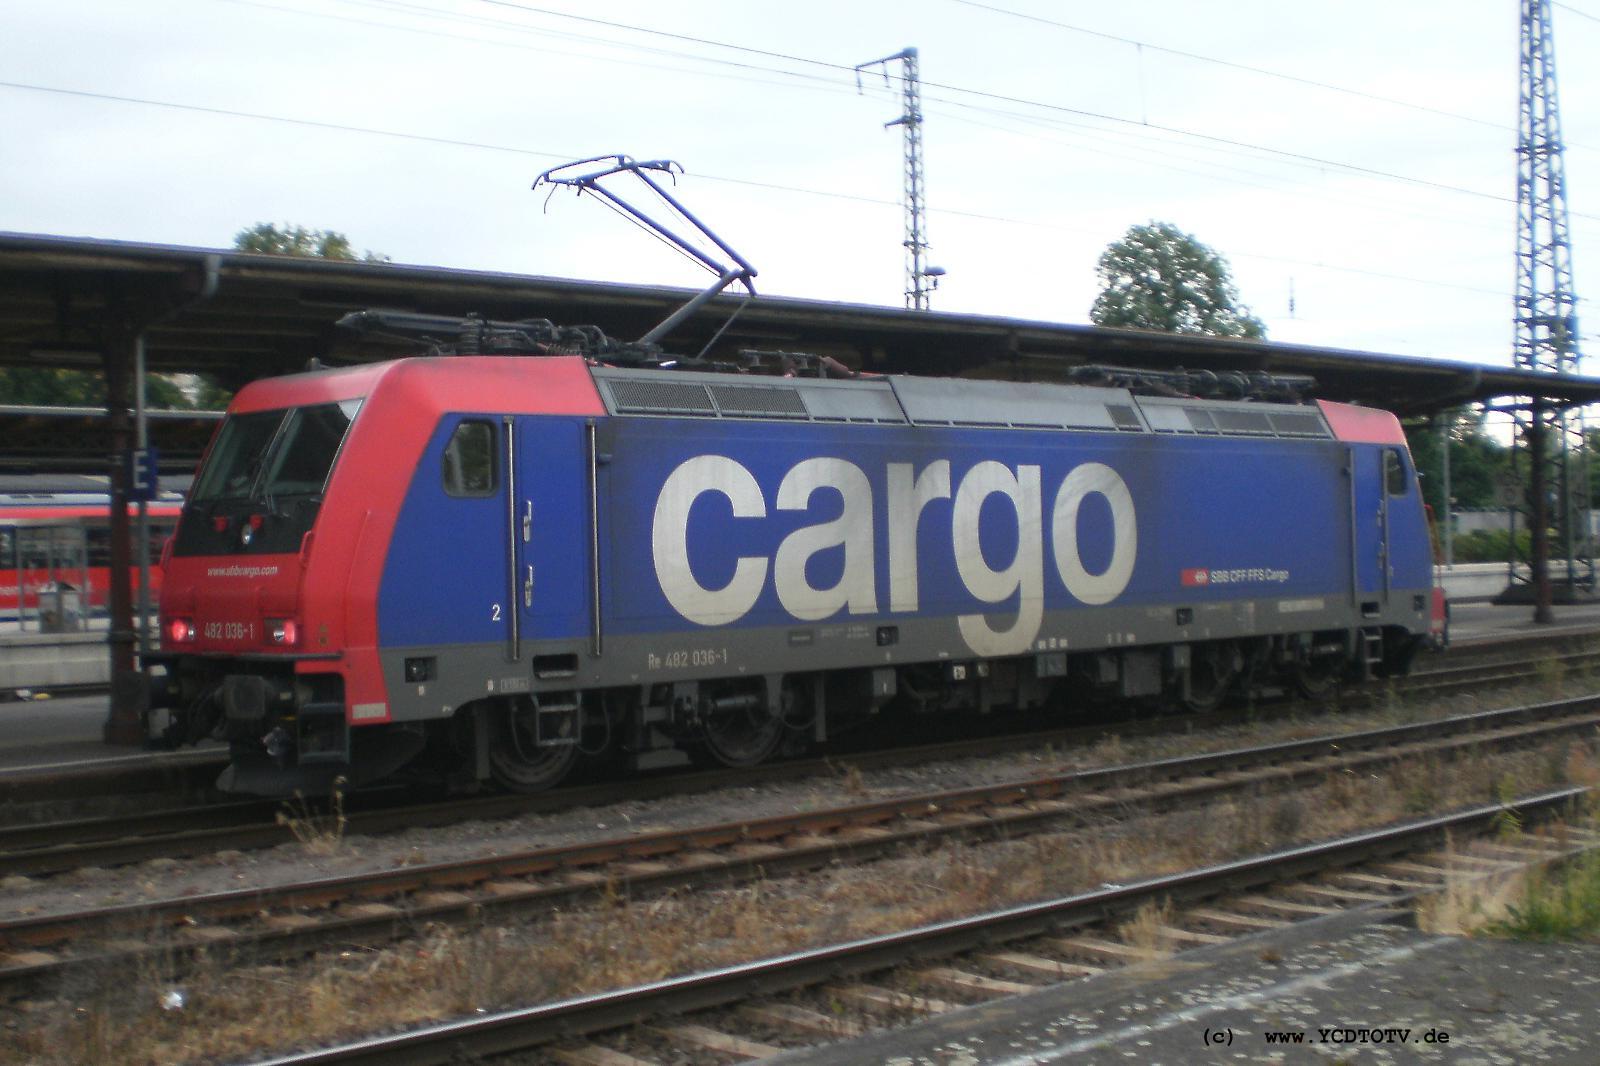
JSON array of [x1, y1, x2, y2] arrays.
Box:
[[442, 420, 497, 497], [1385, 448, 1410, 497]]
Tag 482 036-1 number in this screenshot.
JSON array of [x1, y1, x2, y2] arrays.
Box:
[[657, 647, 730, 670]]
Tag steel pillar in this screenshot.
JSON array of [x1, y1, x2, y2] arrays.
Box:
[[1505, 0, 1591, 614], [856, 47, 938, 310], [102, 325, 145, 744]]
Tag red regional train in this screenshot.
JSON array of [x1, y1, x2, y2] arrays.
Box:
[[0, 492, 182, 626]]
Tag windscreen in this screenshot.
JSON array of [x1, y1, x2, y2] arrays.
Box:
[[177, 399, 361, 557]]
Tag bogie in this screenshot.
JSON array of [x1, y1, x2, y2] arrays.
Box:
[[484, 695, 582, 793]]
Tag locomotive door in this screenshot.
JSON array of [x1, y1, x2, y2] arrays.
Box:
[[508, 417, 597, 660], [502, 415, 524, 662], [1349, 445, 1393, 607]]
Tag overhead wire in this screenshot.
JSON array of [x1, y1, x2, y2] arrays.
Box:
[[915, 86, 1600, 243], [1555, 2, 1600, 24], [12, 0, 1597, 330], [945, 0, 1538, 138], [922, 99, 1519, 239], [457, 0, 1600, 219], [214, 0, 1596, 223], [0, 77, 1547, 308], [470, 0, 854, 74], [218, 0, 856, 97]]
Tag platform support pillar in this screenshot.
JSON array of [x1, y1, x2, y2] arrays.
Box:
[[102, 325, 145, 745], [1529, 402, 1554, 624]]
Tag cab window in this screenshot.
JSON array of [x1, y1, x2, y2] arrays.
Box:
[[1385, 448, 1410, 497], [443, 420, 497, 497]]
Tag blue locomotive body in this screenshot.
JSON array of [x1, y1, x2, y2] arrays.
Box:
[[161, 357, 1440, 795]]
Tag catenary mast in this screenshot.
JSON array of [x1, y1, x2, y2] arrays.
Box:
[[1509, 0, 1591, 617], [856, 48, 942, 310]]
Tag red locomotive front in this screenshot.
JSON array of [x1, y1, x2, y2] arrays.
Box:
[[154, 362, 399, 794]]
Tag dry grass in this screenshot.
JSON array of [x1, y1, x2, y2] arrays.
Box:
[[1116, 900, 1176, 961], [1567, 743, 1600, 790], [273, 778, 348, 856], [1416, 747, 1600, 939], [834, 762, 868, 798], [7, 677, 1600, 1064], [1415, 861, 1529, 936]]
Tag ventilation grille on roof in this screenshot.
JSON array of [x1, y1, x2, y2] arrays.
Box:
[[1107, 405, 1142, 431], [1212, 409, 1274, 435], [889, 376, 1143, 432], [594, 368, 910, 423], [1267, 412, 1329, 437], [1141, 398, 1331, 439], [604, 378, 716, 415], [707, 384, 809, 418]]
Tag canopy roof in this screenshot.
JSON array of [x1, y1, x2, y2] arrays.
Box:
[[2, 230, 1595, 441]]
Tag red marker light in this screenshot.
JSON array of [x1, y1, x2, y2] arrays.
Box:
[[267, 618, 299, 646], [212, 516, 230, 533], [167, 617, 196, 643]]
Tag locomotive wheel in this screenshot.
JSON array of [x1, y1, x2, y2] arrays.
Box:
[[694, 702, 786, 768], [1293, 655, 1344, 699], [1182, 643, 1238, 713], [487, 697, 580, 793]]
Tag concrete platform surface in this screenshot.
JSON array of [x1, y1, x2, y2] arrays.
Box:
[[0, 692, 220, 778], [1448, 600, 1600, 645], [768, 908, 1600, 1065]]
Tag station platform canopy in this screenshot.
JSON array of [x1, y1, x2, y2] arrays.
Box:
[[4, 230, 1600, 427]]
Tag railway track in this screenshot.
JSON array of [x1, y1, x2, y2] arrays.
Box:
[[3, 692, 1597, 994], [1, 631, 1584, 814], [245, 788, 1599, 1065], [0, 645, 1594, 878], [1, 641, 1594, 877]]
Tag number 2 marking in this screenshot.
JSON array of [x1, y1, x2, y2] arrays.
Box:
[[491, 603, 502, 621]]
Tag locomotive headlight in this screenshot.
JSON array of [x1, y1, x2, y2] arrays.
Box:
[[168, 617, 196, 644], [267, 618, 299, 647]]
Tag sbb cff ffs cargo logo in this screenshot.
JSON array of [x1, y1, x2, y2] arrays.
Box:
[[1182, 568, 1210, 587], [650, 455, 1138, 657]]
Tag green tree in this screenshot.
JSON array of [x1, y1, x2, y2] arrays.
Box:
[[1404, 407, 1512, 514], [0, 368, 103, 406], [1091, 221, 1265, 339], [0, 368, 200, 408], [233, 222, 388, 262], [192, 375, 234, 411]]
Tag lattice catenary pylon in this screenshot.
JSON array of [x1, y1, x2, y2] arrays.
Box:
[[1510, 0, 1592, 601], [856, 47, 940, 310]]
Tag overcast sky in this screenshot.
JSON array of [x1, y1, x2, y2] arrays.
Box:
[[4, 0, 1598, 369]]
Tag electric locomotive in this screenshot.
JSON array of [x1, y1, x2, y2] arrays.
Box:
[[149, 317, 1443, 796], [148, 155, 1442, 795]]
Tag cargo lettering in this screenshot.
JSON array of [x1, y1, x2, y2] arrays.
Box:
[[651, 456, 1137, 654]]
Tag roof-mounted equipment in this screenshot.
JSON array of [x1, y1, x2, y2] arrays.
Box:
[[333, 309, 664, 364], [1065, 365, 1317, 404], [533, 155, 756, 349]]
